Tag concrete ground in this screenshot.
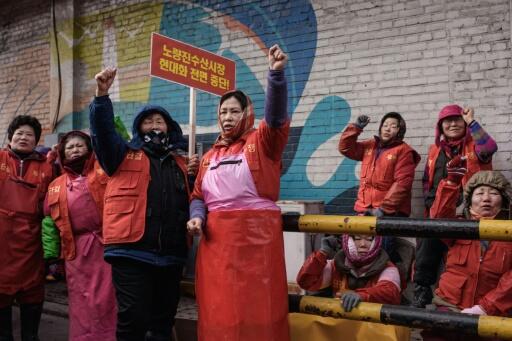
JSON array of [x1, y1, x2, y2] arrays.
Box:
[[12, 304, 69, 341], [11, 281, 423, 340], [12, 281, 198, 341]]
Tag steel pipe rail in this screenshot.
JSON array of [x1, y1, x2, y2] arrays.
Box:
[[282, 214, 512, 241], [288, 295, 512, 339]]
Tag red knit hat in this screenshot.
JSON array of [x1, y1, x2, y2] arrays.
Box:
[[435, 104, 465, 145]]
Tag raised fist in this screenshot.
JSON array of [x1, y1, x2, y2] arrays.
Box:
[[355, 115, 370, 129], [461, 107, 475, 125], [95, 67, 117, 97], [268, 44, 288, 71]]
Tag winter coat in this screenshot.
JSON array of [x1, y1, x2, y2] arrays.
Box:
[[89, 97, 191, 256], [430, 178, 512, 316], [338, 124, 420, 216], [297, 250, 401, 305]]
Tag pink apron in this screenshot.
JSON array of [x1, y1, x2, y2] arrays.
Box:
[[65, 175, 116, 341]]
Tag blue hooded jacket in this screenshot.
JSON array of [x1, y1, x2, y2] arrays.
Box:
[[89, 96, 187, 176]]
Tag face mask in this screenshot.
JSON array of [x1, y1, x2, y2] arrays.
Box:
[[143, 130, 170, 151]]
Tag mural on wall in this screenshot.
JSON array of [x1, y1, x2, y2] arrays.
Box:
[[53, 1, 359, 213]]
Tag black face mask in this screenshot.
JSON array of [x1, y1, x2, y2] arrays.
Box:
[[143, 130, 170, 152]]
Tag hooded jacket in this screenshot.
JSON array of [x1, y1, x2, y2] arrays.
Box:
[[45, 131, 108, 260], [430, 171, 512, 316], [338, 113, 420, 216], [422, 105, 496, 212], [89, 96, 190, 257]]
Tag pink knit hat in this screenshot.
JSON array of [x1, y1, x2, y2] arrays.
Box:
[[342, 234, 382, 267], [435, 104, 465, 145]]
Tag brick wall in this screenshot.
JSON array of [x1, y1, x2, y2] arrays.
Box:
[[0, 0, 510, 216], [0, 0, 51, 144]]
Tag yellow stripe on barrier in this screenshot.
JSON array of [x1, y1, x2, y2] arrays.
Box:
[[477, 315, 512, 339], [479, 219, 512, 241], [299, 296, 382, 323], [297, 215, 377, 234]]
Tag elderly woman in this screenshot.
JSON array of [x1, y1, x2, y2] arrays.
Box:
[[293, 234, 408, 341], [44, 131, 116, 340], [422, 163, 512, 340], [413, 105, 497, 308], [338, 112, 420, 283], [0, 115, 55, 341], [297, 234, 401, 307], [186, 44, 289, 341]]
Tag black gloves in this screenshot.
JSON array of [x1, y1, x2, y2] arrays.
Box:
[[319, 235, 340, 259], [355, 115, 370, 129], [341, 291, 362, 312]]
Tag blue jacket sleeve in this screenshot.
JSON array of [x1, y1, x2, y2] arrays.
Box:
[[89, 96, 128, 176], [264, 69, 288, 128]]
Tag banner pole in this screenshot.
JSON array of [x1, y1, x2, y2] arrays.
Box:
[[189, 87, 197, 158]]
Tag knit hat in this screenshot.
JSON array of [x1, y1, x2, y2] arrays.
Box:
[[435, 104, 465, 146], [341, 234, 382, 267], [463, 170, 512, 218]]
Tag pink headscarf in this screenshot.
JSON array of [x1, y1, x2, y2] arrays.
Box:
[[214, 90, 255, 148], [342, 235, 382, 267]]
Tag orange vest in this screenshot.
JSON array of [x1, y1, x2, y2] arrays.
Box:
[[426, 137, 492, 190], [102, 150, 189, 244], [0, 150, 53, 219], [46, 159, 108, 260]]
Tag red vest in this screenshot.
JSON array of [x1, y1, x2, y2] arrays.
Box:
[[356, 142, 417, 215], [426, 137, 492, 190], [436, 240, 512, 316], [0, 149, 53, 294], [0, 150, 53, 219], [102, 150, 189, 244], [47, 159, 108, 260]]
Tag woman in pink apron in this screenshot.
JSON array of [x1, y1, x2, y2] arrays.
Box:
[[44, 131, 116, 340], [187, 45, 290, 341], [0, 115, 55, 341]]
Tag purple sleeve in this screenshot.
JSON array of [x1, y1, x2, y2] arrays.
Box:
[[469, 120, 497, 163], [264, 69, 288, 128], [190, 198, 206, 221]]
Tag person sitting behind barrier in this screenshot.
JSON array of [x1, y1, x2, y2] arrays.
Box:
[[297, 234, 401, 311], [422, 163, 512, 341]]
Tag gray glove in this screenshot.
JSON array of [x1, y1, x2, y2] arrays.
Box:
[[364, 207, 384, 218], [341, 291, 361, 312], [355, 115, 370, 129], [319, 235, 340, 259]]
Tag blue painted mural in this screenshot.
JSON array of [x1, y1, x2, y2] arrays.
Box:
[[63, 0, 358, 213]]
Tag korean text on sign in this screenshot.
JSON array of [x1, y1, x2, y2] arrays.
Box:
[[150, 33, 236, 96]]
